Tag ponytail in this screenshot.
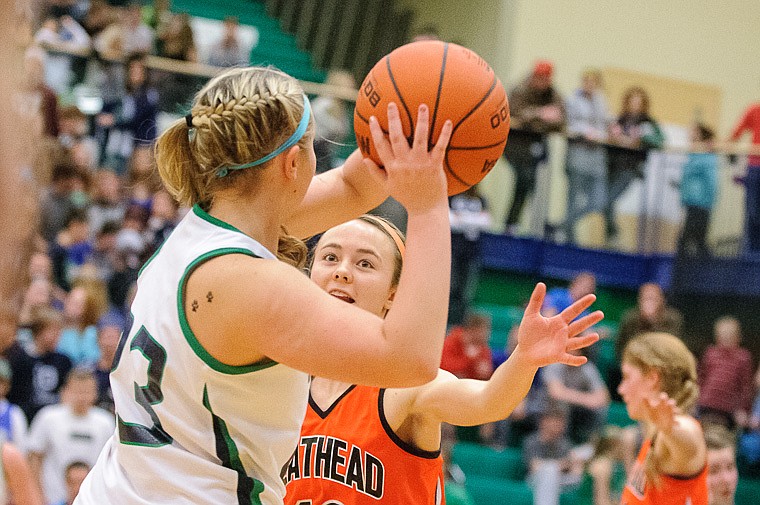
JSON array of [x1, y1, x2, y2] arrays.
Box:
[[155, 119, 206, 208]]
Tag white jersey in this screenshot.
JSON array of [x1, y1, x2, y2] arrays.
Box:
[[76, 205, 310, 505]]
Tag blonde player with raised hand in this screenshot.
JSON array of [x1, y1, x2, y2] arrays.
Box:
[[75, 65, 454, 504], [283, 215, 603, 504]]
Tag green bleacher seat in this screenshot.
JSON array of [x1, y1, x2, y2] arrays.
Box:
[[736, 477, 760, 505], [606, 401, 635, 427], [464, 476, 532, 505], [451, 442, 526, 480]]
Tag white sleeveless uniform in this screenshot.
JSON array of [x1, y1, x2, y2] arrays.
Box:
[[75, 205, 310, 505]]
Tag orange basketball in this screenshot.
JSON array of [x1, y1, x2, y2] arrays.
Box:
[[354, 40, 510, 196]]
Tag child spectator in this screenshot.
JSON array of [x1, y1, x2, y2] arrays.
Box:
[[0, 358, 28, 452], [28, 368, 114, 505], [441, 312, 493, 380], [54, 461, 91, 505], [705, 424, 738, 505], [677, 123, 719, 257], [50, 209, 93, 291], [698, 316, 753, 429]]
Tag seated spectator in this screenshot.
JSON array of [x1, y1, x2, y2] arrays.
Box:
[[94, 3, 154, 60], [207, 16, 249, 68], [524, 405, 584, 505], [28, 368, 114, 505], [93, 311, 124, 414], [543, 349, 610, 444], [144, 189, 179, 254], [0, 358, 28, 452], [7, 307, 73, 422], [705, 424, 738, 505], [574, 426, 628, 505], [87, 170, 126, 240], [54, 461, 91, 505], [34, 15, 91, 95], [82, 0, 119, 38], [440, 312, 493, 380], [40, 160, 79, 244], [698, 316, 753, 430], [448, 184, 492, 326], [88, 221, 121, 283], [156, 12, 195, 61], [50, 209, 94, 291], [18, 278, 55, 334], [676, 123, 719, 257], [57, 280, 108, 367], [543, 271, 596, 317]]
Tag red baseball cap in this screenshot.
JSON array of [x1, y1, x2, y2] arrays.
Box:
[[533, 60, 554, 78]]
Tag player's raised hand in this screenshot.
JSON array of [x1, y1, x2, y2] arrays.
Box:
[[515, 283, 603, 368], [644, 392, 679, 435]]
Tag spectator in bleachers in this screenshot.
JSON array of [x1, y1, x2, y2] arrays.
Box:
[[697, 316, 753, 430], [93, 3, 154, 60], [156, 12, 196, 62], [524, 404, 585, 505], [58, 106, 99, 175], [605, 86, 664, 245], [0, 358, 28, 453], [311, 70, 355, 173], [40, 160, 80, 244], [543, 271, 596, 317], [22, 45, 59, 138], [34, 15, 91, 95], [503, 60, 565, 234], [98, 53, 159, 175], [87, 170, 126, 239], [207, 16, 249, 68], [17, 278, 56, 335], [7, 307, 73, 422], [441, 312, 494, 381], [574, 426, 628, 505], [705, 424, 738, 505], [448, 184, 492, 326], [563, 69, 610, 245], [28, 368, 114, 505], [676, 123, 719, 257], [729, 101, 760, 258], [144, 188, 180, 253], [55, 461, 91, 505], [544, 348, 610, 444], [57, 279, 108, 367], [88, 221, 121, 283], [49, 209, 93, 291], [93, 311, 123, 414]]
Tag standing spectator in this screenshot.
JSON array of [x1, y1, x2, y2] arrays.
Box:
[[705, 424, 738, 505], [563, 69, 610, 245], [207, 16, 249, 68], [54, 461, 91, 505], [28, 368, 114, 505], [440, 312, 493, 380], [7, 307, 73, 422], [524, 405, 585, 505], [0, 358, 28, 452], [448, 185, 492, 326], [677, 123, 719, 257], [98, 53, 159, 175], [543, 353, 610, 444], [503, 60, 565, 233], [697, 316, 753, 430], [311, 70, 355, 173], [605, 86, 664, 244], [729, 101, 760, 257], [57, 280, 108, 367]]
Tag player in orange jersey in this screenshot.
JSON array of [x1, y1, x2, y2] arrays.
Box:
[[283, 215, 603, 505], [619, 333, 708, 505]]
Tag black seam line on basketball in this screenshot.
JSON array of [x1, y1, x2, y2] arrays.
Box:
[[355, 110, 389, 134], [386, 54, 414, 143], [429, 42, 449, 149], [448, 139, 507, 150], [451, 74, 498, 135], [444, 152, 470, 186]]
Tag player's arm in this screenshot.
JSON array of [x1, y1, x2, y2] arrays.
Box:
[[398, 284, 603, 426], [284, 149, 390, 239], [646, 395, 706, 475], [4, 444, 43, 505]]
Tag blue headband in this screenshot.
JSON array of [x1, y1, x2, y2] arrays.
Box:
[[216, 94, 311, 178]]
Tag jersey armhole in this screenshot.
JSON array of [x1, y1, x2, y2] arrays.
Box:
[[377, 389, 440, 459]]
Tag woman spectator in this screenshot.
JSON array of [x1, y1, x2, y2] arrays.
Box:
[[57, 279, 109, 367], [156, 12, 196, 61]]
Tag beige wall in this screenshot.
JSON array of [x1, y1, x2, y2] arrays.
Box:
[[406, 0, 760, 243]]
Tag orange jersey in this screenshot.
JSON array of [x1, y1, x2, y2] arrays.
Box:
[[621, 438, 708, 505], [283, 385, 445, 505]]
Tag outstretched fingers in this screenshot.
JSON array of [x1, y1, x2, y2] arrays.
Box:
[[559, 293, 597, 324], [566, 332, 600, 353], [524, 282, 547, 317], [429, 118, 453, 163], [566, 310, 604, 337], [559, 353, 588, 367], [412, 104, 430, 151], [386, 102, 408, 157]]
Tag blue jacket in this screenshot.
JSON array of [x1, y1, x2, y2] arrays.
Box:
[[680, 152, 718, 209]]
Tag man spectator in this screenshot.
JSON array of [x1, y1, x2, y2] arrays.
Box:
[[28, 368, 114, 505], [207, 16, 249, 68], [503, 60, 565, 233], [39, 160, 79, 244], [698, 316, 753, 429], [524, 405, 584, 505], [705, 424, 738, 505], [729, 101, 760, 258], [49, 209, 94, 291], [440, 312, 493, 380], [93, 311, 124, 414]]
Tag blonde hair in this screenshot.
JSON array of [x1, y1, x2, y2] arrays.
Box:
[[623, 332, 699, 487], [155, 66, 313, 268]]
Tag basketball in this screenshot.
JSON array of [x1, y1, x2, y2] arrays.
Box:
[[354, 40, 510, 196]]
